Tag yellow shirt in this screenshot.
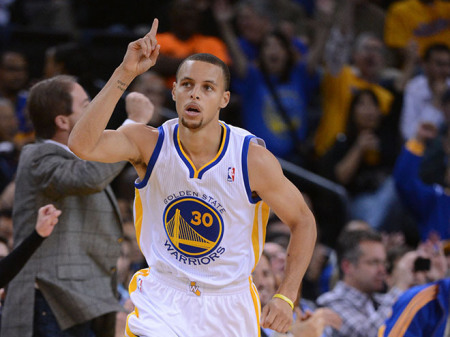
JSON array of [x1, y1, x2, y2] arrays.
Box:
[[384, 0, 450, 55], [314, 66, 393, 156]]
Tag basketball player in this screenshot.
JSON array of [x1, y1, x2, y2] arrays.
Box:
[[69, 19, 316, 336]]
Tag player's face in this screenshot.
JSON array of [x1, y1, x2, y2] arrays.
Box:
[[172, 61, 230, 130]]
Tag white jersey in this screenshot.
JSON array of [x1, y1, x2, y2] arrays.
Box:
[[133, 118, 269, 288]]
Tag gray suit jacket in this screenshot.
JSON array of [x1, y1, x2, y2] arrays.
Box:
[[1, 141, 126, 336]]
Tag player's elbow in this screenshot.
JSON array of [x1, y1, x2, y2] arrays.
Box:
[[299, 208, 317, 240], [68, 134, 92, 160]]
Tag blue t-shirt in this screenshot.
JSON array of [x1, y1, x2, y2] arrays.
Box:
[[232, 62, 319, 159], [394, 146, 450, 240]]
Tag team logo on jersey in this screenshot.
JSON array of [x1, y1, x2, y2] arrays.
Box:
[[189, 281, 201, 296], [227, 167, 235, 182], [163, 197, 224, 258]]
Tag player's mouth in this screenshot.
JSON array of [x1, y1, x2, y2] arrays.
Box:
[[184, 103, 201, 117]]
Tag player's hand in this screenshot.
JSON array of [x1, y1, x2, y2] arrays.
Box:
[[121, 18, 160, 77], [125, 92, 154, 124], [35, 204, 62, 238], [260, 296, 293, 333]]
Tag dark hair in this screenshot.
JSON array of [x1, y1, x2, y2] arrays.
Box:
[[423, 43, 450, 62], [0, 49, 28, 67], [336, 229, 382, 267], [27, 75, 76, 139], [345, 89, 380, 141], [48, 42, 90, 77], [259, 30, 295, 83], [176, 53, 231, 91]]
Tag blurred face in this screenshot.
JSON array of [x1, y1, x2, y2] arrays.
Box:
[[236, 5, 271, 45], [134, 73, 166, 109], [67, 83, 89, 132], [172, 0, 200, 37], [424, 50, 450, 82], [345, 241, 387, 294], [264, 242, 286, 278], [117, 240, 132, 283], [252, 255, 276, 307], [353, 93, 382, 131], [261, 35, 289, 75], [43, 51, 64, 79], [172, 60, 229, 130], [0, 102, 18, 141], [353, 37, 385, 80], [0, 52, 28, 93]]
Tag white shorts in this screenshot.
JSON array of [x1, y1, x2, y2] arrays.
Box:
[[125, 268, 261, 337]]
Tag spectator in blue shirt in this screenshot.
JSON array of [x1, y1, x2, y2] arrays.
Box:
[[393, 121, 450, 241]]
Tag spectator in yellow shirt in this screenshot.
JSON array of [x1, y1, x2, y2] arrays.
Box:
[[384, 0, 450, 67]]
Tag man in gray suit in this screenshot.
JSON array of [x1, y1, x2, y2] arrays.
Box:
[[0, 75, 152, 337]]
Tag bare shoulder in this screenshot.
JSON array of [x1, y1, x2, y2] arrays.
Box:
[[247, 141, 282, 172], [119, 123, 160, 166], [247, 142, 283, 192]]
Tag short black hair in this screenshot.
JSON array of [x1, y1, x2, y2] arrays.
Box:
[[176, 53, 230, 91]]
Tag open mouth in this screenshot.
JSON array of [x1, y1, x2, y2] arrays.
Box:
[[185, 103, 201, 116]]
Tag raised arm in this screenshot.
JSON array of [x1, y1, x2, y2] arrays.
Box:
[[213, 0, 248, 79], [248, 143, 317, 333], [68, 19, 160, 166]]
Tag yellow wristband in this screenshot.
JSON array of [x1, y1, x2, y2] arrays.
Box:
[[273, 293, 294, 310]]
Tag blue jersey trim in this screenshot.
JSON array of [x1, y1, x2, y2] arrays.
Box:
[[174, 122, 229, 179], [197, 123, 230, 179], [242, 135, 261, 204], [135, 126, 165, 189]]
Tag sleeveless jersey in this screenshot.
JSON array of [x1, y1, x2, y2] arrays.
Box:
[[133, 119, 270, 288]]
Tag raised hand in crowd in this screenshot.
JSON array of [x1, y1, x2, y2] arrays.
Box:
[[125, 92, 154, 124]]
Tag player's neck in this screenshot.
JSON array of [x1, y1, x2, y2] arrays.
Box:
[[179, 122, 223, 168]]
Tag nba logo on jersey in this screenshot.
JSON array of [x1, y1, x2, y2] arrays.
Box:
[[227, 167, 235, 182], [137, 276, 143, 292]]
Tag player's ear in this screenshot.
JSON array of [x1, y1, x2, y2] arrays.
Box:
[[171, 82, 177, 101], [220, 91, 230, 109]]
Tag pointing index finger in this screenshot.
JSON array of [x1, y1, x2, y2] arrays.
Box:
[[148, 18, 159, 37]]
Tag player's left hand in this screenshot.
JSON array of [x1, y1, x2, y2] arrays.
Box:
[[260, 297, 294, 333]]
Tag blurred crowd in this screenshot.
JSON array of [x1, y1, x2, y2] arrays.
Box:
[[0, 0, 449, 336]]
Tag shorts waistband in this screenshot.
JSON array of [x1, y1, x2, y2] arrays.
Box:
[[150, 268, 250, 296]]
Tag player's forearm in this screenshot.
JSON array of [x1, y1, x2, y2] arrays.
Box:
[[276, 213, 317, 301], [68, 65, 135, 158]]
